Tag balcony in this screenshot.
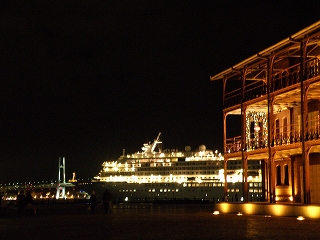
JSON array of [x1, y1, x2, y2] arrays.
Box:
[[225, 121, 320, 154], [223, 58, 320, 109]]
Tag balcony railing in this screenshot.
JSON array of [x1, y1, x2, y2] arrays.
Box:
[[225, 136, 242, 153], [225, 121, 320, 154], [223, 58, 320, 109], [224, 81, 266, 109]]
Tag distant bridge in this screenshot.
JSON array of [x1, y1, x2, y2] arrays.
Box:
[[0, 157, 78, 200]]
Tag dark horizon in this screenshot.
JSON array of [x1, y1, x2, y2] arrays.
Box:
[[1, 1, 320, 183]]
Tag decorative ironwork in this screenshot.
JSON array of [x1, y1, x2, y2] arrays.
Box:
[[225, 120, 319, 153]]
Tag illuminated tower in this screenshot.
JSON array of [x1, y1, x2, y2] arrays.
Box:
[[56, 157, 66, 199]]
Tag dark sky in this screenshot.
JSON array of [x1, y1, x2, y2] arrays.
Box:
[[1, 1, 320, 183]]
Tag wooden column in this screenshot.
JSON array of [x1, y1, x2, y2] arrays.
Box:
[[222, 76, 228, 201], [270, 152, 276, 202], [262, 159, 268, 202], [240, 68, 248, 202], [305, 147, 311, 203], [291, 157, 295, 201], [302, 84, 310, 204], [223, 112, 227, 153], [224, 159, 228, 200], [300, 39, 310, 204], [267, 56, 276, 203], [243, 156, 248, 202], [268, 102, 276, 203]]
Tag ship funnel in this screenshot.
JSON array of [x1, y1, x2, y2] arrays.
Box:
[[199, 145, 206, 151]]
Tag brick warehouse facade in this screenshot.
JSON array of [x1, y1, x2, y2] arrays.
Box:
[[210, 21, 320, 204]]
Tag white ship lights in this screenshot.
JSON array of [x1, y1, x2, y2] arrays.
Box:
[[96, 148, 230, 184], [96, 158, 261, 184], [102, 161, 135, 173], [94, 133, 262, 185], [185, 150, 223, 161]]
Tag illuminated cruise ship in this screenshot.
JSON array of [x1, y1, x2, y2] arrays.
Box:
[[93, 133, 263, 202]]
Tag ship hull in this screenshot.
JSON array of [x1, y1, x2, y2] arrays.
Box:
[[76, 181, 254, 203]]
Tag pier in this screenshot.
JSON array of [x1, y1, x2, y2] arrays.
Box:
[[1, 203, 320, 239]]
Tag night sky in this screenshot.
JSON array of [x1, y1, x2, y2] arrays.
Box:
[[1, 1, 320, 183]]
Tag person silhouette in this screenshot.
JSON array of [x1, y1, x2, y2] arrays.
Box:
[[102, 189, 113, 214], [25, 191, 34, 217], [17, 190, 26, 218], [89, 191, 97, 214]]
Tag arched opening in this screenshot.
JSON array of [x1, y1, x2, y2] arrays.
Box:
[[283, 117, 288, 142], [284, 164, 289, 185], [275, 119, 280, 144], [276, 165, 281, 185]]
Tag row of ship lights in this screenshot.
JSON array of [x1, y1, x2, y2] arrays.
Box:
[[102, 149, 223, 171], [99, 171, 260, 184], [100, 148, 256, 184], [135, 149, 223, 158]]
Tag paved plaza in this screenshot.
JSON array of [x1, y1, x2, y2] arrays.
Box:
[[1, 203, 320, 239]]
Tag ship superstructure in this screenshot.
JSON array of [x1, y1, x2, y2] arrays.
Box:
[[94, 132, 262, 202]]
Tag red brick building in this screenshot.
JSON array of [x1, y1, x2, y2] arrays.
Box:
[[210, 20, 320, 204]]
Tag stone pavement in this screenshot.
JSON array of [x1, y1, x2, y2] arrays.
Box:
[[1, 203, 320, 239]]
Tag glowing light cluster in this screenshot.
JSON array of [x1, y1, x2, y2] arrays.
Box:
[[246, 111, 268, 150]]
